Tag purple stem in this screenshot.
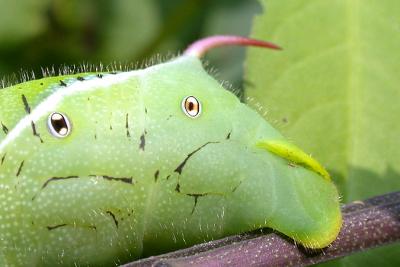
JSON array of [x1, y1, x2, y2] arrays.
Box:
[[184, 35, 281, 58], [123, 191, 400, 267]]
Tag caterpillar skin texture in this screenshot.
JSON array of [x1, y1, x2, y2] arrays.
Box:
[[0, 55, 341, 266]]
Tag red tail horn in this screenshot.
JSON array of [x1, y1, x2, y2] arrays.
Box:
[[184, 35, 281, 58]]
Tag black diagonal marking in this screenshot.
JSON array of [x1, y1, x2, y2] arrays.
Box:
[[154, 170, 159, 182], [106, 211, 119, 228], [41, 176, 79, 189], [102, 175, 133, 184], [231, 181, 242, 193], [46, 223, 97, 231], [16, 161, 24, 177], [139, 133, 145, 151], [22, 94, 43, 143], [1, 153, 6, 165], [59, 80, 67, 87], [125, 113, 131, 138], [89, 175, 134, 184], [1, 122, 9, 134], [187, 193, 208, 215], [174, 141, 219, 175], [31, 121, 44, 143], [47, 224, 67, 230], [21, 94, 31, 114], [226, 131, 231, 140]]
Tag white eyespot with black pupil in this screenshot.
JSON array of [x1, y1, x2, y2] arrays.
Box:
[[182, 96, 201, 118], [48, 112, 71, 138]]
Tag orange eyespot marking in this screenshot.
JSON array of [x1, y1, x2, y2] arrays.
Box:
[[48, 112, 71, 138], [181, 96, 201, 118]]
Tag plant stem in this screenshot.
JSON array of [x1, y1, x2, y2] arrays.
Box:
[[123, 191, 400, 267]]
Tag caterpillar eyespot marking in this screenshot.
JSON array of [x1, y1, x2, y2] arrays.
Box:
[[47, 112, 71, 138], [181, 96, 201, 118]]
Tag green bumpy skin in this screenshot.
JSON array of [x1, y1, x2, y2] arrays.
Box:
[[0, 56, 341, 266]]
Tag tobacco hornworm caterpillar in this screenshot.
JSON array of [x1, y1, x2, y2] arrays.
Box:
[[0, 36, 341, 266]]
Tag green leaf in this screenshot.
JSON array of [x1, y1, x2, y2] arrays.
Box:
[[245, 0, 400, 266]]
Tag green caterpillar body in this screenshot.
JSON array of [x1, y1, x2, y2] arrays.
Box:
[[0, 55, 341, 266]]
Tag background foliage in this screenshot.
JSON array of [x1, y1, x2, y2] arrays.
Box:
[[245, 0, 400, 266], [0, 0, 258, 89], [0, 0, 398, 266]]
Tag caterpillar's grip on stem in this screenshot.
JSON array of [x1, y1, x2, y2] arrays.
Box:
[[184, 35, 282, 58], [126, 191, 400, 267]]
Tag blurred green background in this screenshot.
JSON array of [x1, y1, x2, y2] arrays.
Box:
[[0, 0, 259, 90]]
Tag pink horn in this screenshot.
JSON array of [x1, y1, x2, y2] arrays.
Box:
[[184, 35, 282, 58]]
